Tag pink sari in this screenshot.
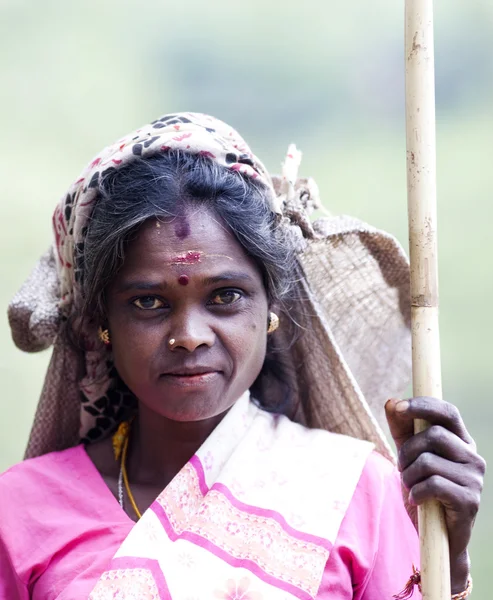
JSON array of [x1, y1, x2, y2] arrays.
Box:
[[89, 393, 374, 599]]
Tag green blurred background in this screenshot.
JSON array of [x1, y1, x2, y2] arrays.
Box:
[[1, 0, 492, 595]]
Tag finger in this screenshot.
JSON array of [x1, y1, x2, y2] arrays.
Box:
[[401, 452, 483, 492], [385, 398, 415, 451], [408, 475, 481, 523], [389, 397, 474, 445], [398, 425, 481, 472], [408, 475, 479, 558]]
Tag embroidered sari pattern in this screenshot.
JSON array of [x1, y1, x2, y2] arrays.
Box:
[[89, 569, 161, 600], [155, 462, 205, 534], [154, 460, 329, 598], [90, 394, 374, 599], [89, 558, 172, 600]]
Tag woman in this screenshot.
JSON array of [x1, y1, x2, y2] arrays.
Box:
[[2, 113, 485, 599]]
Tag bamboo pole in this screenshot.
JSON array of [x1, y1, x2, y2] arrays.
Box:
[[405, 1, 451, 599]]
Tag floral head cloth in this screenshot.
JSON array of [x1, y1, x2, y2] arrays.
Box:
[[9, 112, 411, 461]]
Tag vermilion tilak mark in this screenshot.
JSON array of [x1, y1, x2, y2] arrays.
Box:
[[169, 251, 201, 265]]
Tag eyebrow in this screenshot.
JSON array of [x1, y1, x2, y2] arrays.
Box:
[[115, 271, 255, 294], [114, 281, 166, 294], [201, 271, 256, 287]]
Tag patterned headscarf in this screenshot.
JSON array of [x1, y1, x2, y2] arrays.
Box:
[[10, 113, 302, 449], [9, 112, 412, 461], [54, 113, 282, 314]]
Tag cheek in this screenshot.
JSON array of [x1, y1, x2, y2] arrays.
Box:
[[108, 314, 162, 381], [227, 317, 267, 373]]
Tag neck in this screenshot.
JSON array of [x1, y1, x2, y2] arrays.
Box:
[[127, 403, 227, 489]]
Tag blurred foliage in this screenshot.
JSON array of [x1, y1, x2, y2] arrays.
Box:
[[1, 0, 492, 595]]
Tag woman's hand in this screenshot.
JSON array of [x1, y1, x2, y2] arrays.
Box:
[[385, 397, 486, 594]]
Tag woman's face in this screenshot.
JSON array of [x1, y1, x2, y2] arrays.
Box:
[[106, 207, 270, 422]]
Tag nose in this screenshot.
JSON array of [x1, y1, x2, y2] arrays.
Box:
[[168, 310, 215, 353]]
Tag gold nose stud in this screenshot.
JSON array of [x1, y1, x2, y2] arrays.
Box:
[[168, 338, 176, 347]]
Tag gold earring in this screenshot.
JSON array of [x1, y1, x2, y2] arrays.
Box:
[[98, 327, 111, 345], [267, 312, 279, 334]]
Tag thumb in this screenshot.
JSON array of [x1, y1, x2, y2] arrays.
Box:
[[385, 398, 415, 453]]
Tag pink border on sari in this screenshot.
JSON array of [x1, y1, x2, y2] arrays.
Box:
[[89, 557, 172, 600], [149, 455, 332, 599]]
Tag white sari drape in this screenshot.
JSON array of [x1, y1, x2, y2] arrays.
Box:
[[89, 393, 373, 600]]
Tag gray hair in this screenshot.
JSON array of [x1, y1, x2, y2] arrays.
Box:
[[76, 151, 300, 414], [80, 150, 297, 323]]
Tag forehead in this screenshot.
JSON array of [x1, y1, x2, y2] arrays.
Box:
[[119, 208, 256, 275]]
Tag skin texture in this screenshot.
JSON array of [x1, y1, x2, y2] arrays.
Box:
[[86, 206, 484, 594], [386, 397, 486, 594], [86, 207, 270, 511], [107, 211, 268, 423]]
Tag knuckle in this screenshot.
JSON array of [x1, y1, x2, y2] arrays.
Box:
[[426, 474, 443, 493], [475, 455, 487, 476], [444, 401, 461, 423], [428, 425, 445, 445], [474, 474, 485, 494], [411, 475, 441, 503], [463, 489, 481, 519], [416, 452, 435, 474], [469, 468, 486, 493]]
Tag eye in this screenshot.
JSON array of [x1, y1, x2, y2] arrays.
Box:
[[209, 290, 242, 305], [132, 296, 166, 310]]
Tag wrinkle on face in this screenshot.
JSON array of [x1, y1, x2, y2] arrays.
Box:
[[106, 208, 269, 426]]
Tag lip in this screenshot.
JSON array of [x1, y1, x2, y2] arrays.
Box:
[[159, 368, 221, 387]]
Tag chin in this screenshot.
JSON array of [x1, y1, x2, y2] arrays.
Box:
[[143, 387, 233, 423]]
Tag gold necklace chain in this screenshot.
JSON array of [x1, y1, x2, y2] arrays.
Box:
[[113, 419, 142, 520]]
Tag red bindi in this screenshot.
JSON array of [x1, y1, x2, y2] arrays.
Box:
[[178, 274, 189, 286]]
